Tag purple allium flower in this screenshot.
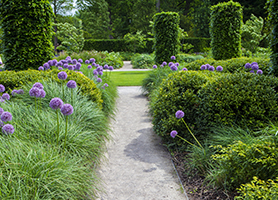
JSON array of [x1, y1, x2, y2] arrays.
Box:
[[160, 64, 164, 68], [0, 107, 3, 115], [52, 59, 58, 66], [97, 78, 102, 83], [2, 124, 14, 135], [175, 110, 184, 119], [104, 64, 109, 69], [43, 63, 50, 70], [33, 82, 44, 90], [216, 66, 223, 71], [29, 87, 40, 98], [2, 93, 10, 100], [153, 65, 157, 69], [75, 63, 81, 70], [175, 62, 180, 67], [208, 66, 215, 71], [38, 89, 46, 98], [77, 71, 83, 74], [67, 59, 72, 64], [48, 60, 53, 66], [0, 84, 5, 93], [1, 111, 12, 122], [72, 59, 77, 64], [200, 65, 207, 70], [67, 80, 77, 89], [170, 130, 178, 138], [56, 61, 63, 67], [170, 65, 178, 71], [0, 98, 5, 103], [0, 120, 3, 127], [162, 61, 167, 66], [17, 89, 24, 94], [257, 69, 263, 74], [38, 66, 44, 71], [94, 75, 98, 79], [99, 71, 103, 76], [108, 66, 114, 71], [88, 65, 92, 69], [182, 68, 188, 71], [90, 58, 96, 63], [250, 70, 254, 73], [245, 63, 251, 69], [101, 86, 105, 89], [0, 62, 2, 65], [11, 90, 18, 96], [58, 67, 63, 70], [169, 62, 174, 67], [171, 56, 176, 60], [85, 60, 90, 64], [104, 83, 109, 87], [66, 56, 71, 60], [64, 64, 69, 68], [96, 64, 100, 67], [49, 97, 63, 110], [68, 65, 73, 70], [93, 69, 98, 75], [92, 63, 96, 67], [60, 104, 74, 116], [58, 71, 67, 80], [97, 66, 103, 72], [251, 63, 259, 70], [78, 59, 83, 63]]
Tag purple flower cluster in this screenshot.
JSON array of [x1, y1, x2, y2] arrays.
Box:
[[29, 82, 45, 98], [0, 84, 5, 93], [153, 65, 157, 69], [175, 110, 184, 119], [245, 62, 263, 74], [58, 71, 67, 80], [170, 130, 178, 138], [67, 80, 77, 89], [171, 56, 176, 60], [49, 97, 63, 110], [2, 93, 10, 100], [200, 64, 221, 72], [0, 108, 14, 135]]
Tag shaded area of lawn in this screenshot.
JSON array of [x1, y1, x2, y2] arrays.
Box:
[[110, 71, 152, 86]]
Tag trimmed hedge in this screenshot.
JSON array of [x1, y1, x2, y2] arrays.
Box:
[[0, 69, 103, 108], [154, 12, 180, 64], [0, 0, 54, 71], [184, 57, 271, 74], [210, 1, 243, 60], [269, 0, 278, 76]]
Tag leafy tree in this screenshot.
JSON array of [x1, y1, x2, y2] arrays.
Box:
[[0, 0, 54, 71], [55, 20, 84, 54], [123, 31, 146, 53], [241, 14, 265, 54]]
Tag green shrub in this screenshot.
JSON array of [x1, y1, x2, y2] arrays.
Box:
[[154, 12, 180, 64], [176, 53, 204, 64], [181, 37, 211, 53], [197, 73, 278, 131], [119, 52, 135, 60], [210, 137, 278, 190], [184, 57, 271, 74], [151, 71, 219, 146], [210, 1, 243, 60], [0, 0, 54, 71], [235, 177, 278, 200], [0, 69, 103, 108], [131, 53, 155, 69], [83, 39, 127, 52]]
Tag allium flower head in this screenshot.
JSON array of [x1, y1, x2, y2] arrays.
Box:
[[244, 63, 251, 69], [104, 64, 109, 69], [0, 84, 5, 93], [75, 63, 81, 70], [92, 63, 96, 67], [67, 80, 77, 89], [160, 64, 164, 68], [88, 65, 92, 69], [200, 65, 207, 70], [2, 93, 10, 100], [33, 82, 44, 90], [250, 70, 254, 73], [1, 111, 12, 122], [104, 83, 109, 87], [52, 59, 58, 66], [68, 65, 74, 70], [29, 87, 40, 97], [90, 58, 96, 63], [216, 66, 223, 71], [251, 63, 259, 70], [257, 69, 263, 74], [58, 67, 63, 70], [17, 89, 24, 94], [170, 65, 178, 71], [0, 107, 4, 115], [153, 65, 157, 69], [93, 69, 98, 75], [175, 110, 184, 119], [60, 104, 74, 116], [38, 66, 44, 71], [171, 56, 176, 60], [2, 124, 14, 135], [43, 63, 50, 70], [162, 61, 167, 66], [78, 59, 83, 63], [96, 64, 99, 67], [67, 59, 72, 64], [108, 66, 114, 71], [170, 130, 178, 138], [11, 90, 18, 96], [85, 60, 90, 64], [97, 78, 102, 83], [97, 66, 103, 72], [66, 56, 71, 60], [56, 61, 63, 67], [72, 59, 77, 64], [38, 89, 46, 98], [208, 65, 215, 71], [48, 60, 53, 66], [182, 68, 188, 71], [49, 97, 63, 110], [0, 62, 2, 65], [169, 62, 174, 67], [58, 71, 67, 80], [175, 62, 180, 67], [64, 64, 69, 68], [99, 71, 103, 76]]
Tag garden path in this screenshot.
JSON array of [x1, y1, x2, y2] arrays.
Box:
[[96, 85, 188, 199]]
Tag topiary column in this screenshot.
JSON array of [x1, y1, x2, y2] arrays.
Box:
[[153, 12, 180, 65], [0, 0, 54, 71], [210, 0, 243, 60], [269, 0, 278, 76]]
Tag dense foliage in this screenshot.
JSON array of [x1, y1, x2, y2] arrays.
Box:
[[210, 1, 243, 60], [0, 0, 54, 71], [154, 12, 180, 64]]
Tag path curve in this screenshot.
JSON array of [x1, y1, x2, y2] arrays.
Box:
[[97, 86, 187, 200]]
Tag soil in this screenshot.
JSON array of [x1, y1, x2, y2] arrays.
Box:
[[171, 151, 239, 200]]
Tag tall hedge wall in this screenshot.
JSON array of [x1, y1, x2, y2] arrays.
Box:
[[210, 0, 243, 60], [154, 12, 180, 64], [0, 0, 54, 71], [269, 0, 278, 76]]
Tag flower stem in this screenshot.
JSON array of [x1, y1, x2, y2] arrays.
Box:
[[176, 135, 199, 148], [182, 118, 203, 149], [64, 115, 68, 151], [56, 109, 59, 146], [71, 89, 73, 106]]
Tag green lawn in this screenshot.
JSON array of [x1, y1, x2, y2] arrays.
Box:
[[109, 70, 152, 86]]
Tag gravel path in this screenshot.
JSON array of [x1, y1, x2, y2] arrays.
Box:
[[97, 86, 187, 200]]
